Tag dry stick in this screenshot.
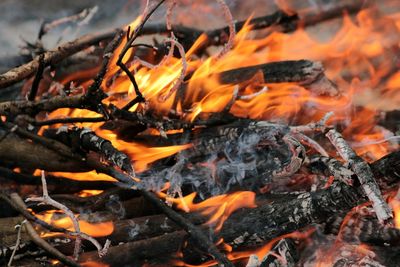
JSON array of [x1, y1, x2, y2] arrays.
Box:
[[8, 193, 81, 267], [27, 54, 45, 101], [291, 132, 329, 157], [0, 29, 116, 89], [83, 30, 124, 116], [325, 129, 393, 223], [38, 6, 98, 40], [118, 0, 167, 111], [26, 171, 111, 259], [7, 220, 25, 267], [214, 0, 236, 59]]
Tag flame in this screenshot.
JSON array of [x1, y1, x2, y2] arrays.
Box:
[[37, 210, 114, 237], [160, 191, 256, 232], [77, 190, 104, 197]]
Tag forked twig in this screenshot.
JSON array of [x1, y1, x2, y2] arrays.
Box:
[[26, 171, 110, 259], [118, 0, 166, 110], [7, 220, 26, 267]]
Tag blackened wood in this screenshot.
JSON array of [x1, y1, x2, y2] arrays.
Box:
[[326, 129, 392, 222], [27, 54, 45, 101], [218, 60, 338, 96]]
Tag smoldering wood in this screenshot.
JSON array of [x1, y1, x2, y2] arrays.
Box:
[[45, 127, 133, 174], [62, 183, 363, 265], [7, 150, 400, 265], [326, 129, 392, 222]]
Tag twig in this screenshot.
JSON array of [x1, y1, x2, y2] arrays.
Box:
[[7, 220, 26, 267], [84, 30, 124, 115], [7, 193, 81, 267], [26, 171, 110, 259], [0, 29, 116, 89], [325, 129, 393, 223], [27, 54, 45, 101], [290, 111, 333, 133], [214, 0, 236, 59], [159, 37, 187, 102], [38, 6, 99, 40], [291, 132, 329, 157], [118, 0, 166, 110]]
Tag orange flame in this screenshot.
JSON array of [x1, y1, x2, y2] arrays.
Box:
[[159, 191, 256, 232], [37, 210, 114, 237]]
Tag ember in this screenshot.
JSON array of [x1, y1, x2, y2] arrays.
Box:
[[1, 0, 400, 266]]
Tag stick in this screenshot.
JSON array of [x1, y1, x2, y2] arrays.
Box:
[[26, 171, 111, 259], [7, 193, 81, 267], [7, 220, 25, 267], [83, 30, 124, 115], [325, 129, 392, 223], [0, 30, 116, 89], [117, 0, 166, 108], [27, 54, 45, 101]]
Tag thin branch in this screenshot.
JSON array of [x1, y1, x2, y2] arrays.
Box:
[[27, 54, 45, 101], [214, 0, 236, 59], [118, 0, 166, 110], [26, 171, 111, 259], [84, 30, 124, 115], [0, 29, 116, 89], [7, 220, 25, 267], [6, 193, 81, 267], [38, 6, 98, 40]]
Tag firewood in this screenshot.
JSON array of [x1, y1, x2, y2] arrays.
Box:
[[218, 60, 338, 96]]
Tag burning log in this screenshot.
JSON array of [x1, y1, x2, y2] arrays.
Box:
[[218, 60, 338, 96]]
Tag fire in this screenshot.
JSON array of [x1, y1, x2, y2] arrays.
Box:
[[173, 228, 314, 266], [160, 191, 256, 231], [77, 190, 104, 197], [36, 210, 114, 237]]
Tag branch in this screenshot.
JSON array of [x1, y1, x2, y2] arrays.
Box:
[[26, 171, 110, 259], [3, 193, 81, 267], [0, 30, 116, 89], [326, 129, 393, 223], [27, 54, 45, 101]]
